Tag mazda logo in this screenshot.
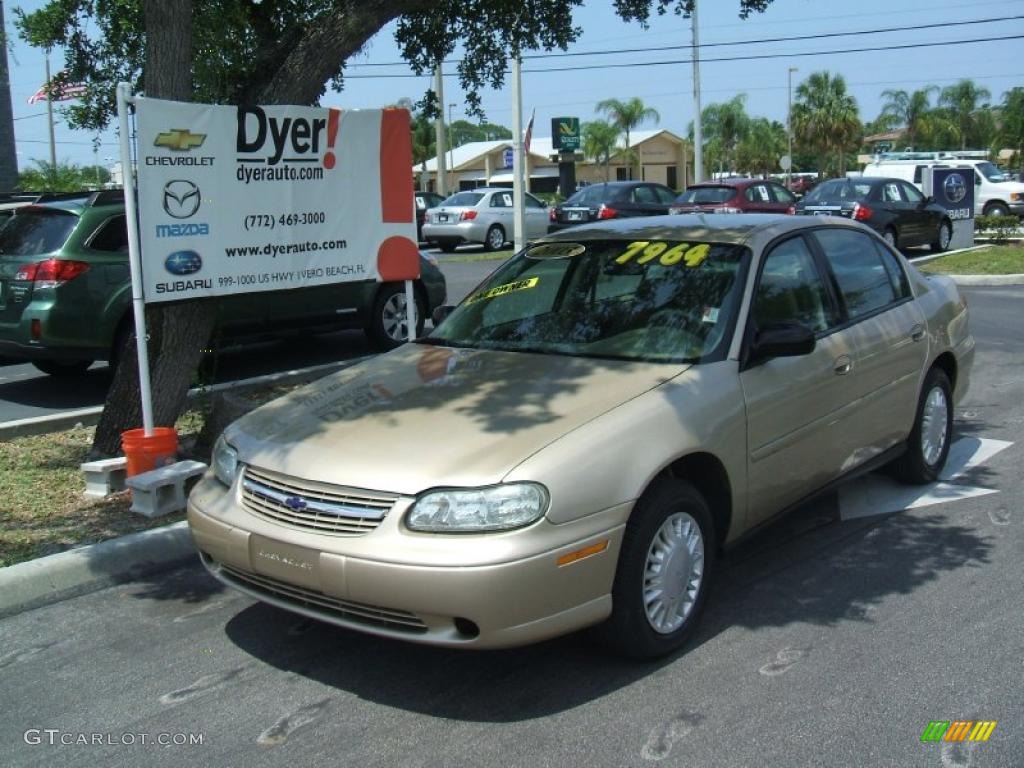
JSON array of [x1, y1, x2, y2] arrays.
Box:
[[943, 173, 967, 204], [163, 180, 201, 219]]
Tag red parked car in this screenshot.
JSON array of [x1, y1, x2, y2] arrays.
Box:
[[669, 178, 797, 215]]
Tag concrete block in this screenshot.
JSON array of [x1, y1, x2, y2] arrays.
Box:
[[81, 456, 128, 498], [127, 460, 207, 518]]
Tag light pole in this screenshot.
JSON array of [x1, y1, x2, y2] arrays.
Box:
[[787, 66, 798, 190], [447, 103, 457, 192], [691, 0, 703, 183]]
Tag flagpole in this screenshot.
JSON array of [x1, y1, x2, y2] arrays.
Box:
[[44, 52, 56, 169]]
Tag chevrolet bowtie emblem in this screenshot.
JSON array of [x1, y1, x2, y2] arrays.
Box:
[[154, 129, 206, 151]]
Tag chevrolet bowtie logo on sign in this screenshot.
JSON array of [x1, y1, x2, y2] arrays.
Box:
[[154, 129, 207, 151], [920, 720, 997, 743]]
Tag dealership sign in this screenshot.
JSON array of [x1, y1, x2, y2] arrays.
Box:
[[931, 167, 975, 250], [135, 97, 420, 303]]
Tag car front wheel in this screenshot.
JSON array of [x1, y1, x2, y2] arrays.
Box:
[[891, 367, 953, 484], [365, 284, 426, 350], [883, 227, 898, 249], [983, 202, 1010, 218], [600, 478, 716, 659]]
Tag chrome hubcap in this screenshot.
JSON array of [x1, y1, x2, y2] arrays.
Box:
[[921, 385, 949, 466], [884, 231, 896, 246], [488, 228, 504, 249], [643, 512, 705, 634], [381, 293, 408, 340], [940, 225, 951, 249]]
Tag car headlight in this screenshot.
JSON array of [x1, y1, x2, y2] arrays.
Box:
[[212, 435, 239, 487], [405, 483, 549, 532]]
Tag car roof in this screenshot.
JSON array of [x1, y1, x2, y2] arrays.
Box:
[[688, 178, 762, 188], [540, 212, 871, 247]]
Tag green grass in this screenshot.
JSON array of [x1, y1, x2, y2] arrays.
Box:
[[0, 382, 297, 568], [919, 245, 1024, 275]]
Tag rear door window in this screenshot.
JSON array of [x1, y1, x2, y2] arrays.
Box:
[[813, 229, 899, 320], [631, 186, 657, 204], [0, 209, 78, 255]]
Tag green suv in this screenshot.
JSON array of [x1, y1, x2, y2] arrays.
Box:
[[0, 191, 447, 376]]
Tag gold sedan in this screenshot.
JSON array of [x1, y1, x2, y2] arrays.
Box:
[[188, 215, 974, 658]]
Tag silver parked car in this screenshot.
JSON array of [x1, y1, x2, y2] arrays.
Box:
[[189, 214, 973, 658], [422, 188, 549, 252]]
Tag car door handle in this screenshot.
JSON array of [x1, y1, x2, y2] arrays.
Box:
[[910, 325, 925, 342], [833, 355, 852, 375]]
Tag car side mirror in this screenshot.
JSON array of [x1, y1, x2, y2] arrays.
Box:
[[748, 321, 816, 366], [432, 305, 455, 326]]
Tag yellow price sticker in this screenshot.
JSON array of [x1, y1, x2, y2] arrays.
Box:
[[615, 241, 711, 268], [465, 276, 540, 304]]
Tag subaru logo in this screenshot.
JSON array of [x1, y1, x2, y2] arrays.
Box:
[[164, 250, 203, 276], [284, 496, 307, 511], [163, 179, 201, 219], [943, 173, 967, 204]]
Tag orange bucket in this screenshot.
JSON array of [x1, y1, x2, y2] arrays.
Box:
[[122, 427, 179, 477]]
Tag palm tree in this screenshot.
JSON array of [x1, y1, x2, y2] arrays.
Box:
[[700, 95, 750, 174], [998, 88, 1024, 172], [939, 80, 992, 150], [582, 120, 620, 181], [595, 97, 660, 179], [792, 71, 861, 177], [879, 85, 937, 149], [737, 118, 787, 177]]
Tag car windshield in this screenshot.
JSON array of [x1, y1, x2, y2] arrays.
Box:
[[976, 162, 1007, 183], [803, 180, 872, 202], [423, 238, 749, 364], [0, 209, 78, 255], [676, 187, 735, 204], [442, 192, 484, 207]]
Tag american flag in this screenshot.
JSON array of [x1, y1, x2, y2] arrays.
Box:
[[27, 74, 87, 105], [524, 108, 535, 154]]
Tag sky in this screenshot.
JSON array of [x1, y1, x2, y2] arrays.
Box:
[[4, 0, 1023, 171]]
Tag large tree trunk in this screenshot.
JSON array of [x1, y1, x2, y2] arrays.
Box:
[[92, 0, 216, 456]]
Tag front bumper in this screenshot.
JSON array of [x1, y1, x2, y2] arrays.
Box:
[[187, 473, 628, 649]]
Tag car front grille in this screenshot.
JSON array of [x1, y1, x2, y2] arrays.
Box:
[[241, 465, 397, 536], [217, 561, 428, 634]]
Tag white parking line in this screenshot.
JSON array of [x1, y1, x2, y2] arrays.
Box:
[[838, 438, 1013, 521]]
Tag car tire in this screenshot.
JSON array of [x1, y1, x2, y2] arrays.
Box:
[[890, 367, 953, 485], [599, 477, 716, 660], [437, 241, 458, 254], [32, 359, 93, 377], [983, 202, 1010, 218], [484, 225, 506, 251], [365, 283, 426, 351], [882, 227, 898, 249], [930, 220, 952, 253]]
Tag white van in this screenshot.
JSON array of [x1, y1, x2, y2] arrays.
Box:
[[862, 151, 1024, 218]]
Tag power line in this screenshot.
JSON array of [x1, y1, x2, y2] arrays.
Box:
[[13, 112, 49, 121], [346, 14, 1022, 69], [342, 34, 1024, 78]]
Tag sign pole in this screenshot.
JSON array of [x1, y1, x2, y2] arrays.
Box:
[[511, 56, 526, 252], [116, 82, 155, 436]]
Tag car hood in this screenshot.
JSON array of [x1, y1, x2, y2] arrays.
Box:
[[225, 343, 688, 495]]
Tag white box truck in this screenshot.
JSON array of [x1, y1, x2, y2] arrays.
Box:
[[862, 151, 1024, 218]]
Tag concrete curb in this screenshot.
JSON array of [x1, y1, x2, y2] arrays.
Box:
[[0, 521, 195, 619], [0, 356, 369, 441], [947, 273, 1024, 286]]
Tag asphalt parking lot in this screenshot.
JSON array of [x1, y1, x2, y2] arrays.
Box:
[[1, 284, 1021, 768]]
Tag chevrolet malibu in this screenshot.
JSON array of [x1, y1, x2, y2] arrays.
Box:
[[188, 215, 974, 659]]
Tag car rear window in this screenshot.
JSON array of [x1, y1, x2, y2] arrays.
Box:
[[442, 192, 484, 207], [565, 185, 611, 206], [0, 209, 78, 256], [676, 187, 735, 204], [803, 180, 872, 202]]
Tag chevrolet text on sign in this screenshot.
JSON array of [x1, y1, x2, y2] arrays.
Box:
[[136, 97, 420, 303]]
